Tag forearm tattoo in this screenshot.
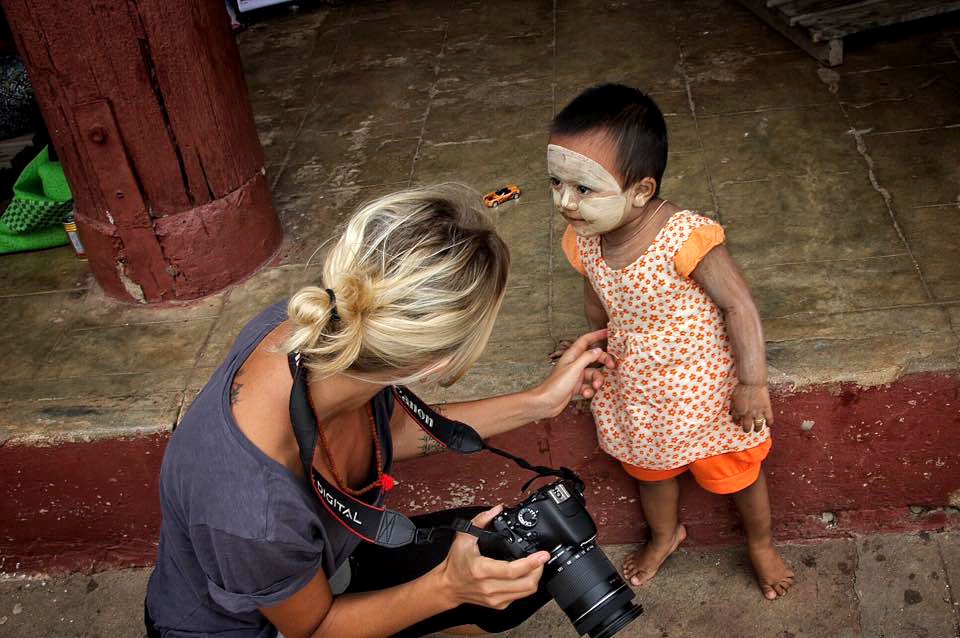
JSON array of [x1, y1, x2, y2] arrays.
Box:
[[417, 403, 447, 457], [417, 433, 445, 457]]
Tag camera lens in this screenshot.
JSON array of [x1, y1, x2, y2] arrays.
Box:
[[544, 543, 642, 637]]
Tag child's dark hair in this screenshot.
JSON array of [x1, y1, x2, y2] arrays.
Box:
[[551, 83, 668, 196]]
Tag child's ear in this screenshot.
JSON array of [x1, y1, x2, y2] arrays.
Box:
[[629, 177, 659, 208]]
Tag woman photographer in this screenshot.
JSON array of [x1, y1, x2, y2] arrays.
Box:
[[145, 185, 614, 638]]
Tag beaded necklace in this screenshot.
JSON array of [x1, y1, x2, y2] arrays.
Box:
[[312, 397, 395, 496]]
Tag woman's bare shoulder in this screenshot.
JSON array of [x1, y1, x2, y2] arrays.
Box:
[[230, 321, 303, 476]]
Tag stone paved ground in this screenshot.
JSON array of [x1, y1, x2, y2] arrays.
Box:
[[2, 0, 960, 443], [1, 1, 959, 636], [1, 532, 958, 637]]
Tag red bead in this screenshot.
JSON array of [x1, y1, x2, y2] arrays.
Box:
[[381, 474, 397, 491]]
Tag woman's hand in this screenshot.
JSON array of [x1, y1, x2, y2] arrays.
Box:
[[436, 506, 549, 610], [534, 328, 615, 419], [731, 383, 773, 433]]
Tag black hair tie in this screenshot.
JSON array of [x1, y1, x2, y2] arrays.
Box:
[[325, 288, 341, 324]]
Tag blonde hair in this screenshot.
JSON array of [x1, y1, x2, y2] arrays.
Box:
[[286, 184, 510, 386]]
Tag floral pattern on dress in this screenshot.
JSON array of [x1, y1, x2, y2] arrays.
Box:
[[578, 211, 769, 470]]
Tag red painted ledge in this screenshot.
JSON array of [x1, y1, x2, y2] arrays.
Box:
[[2, 373, 958, 574]]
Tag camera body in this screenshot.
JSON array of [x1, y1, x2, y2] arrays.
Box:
[[492, 481, 596, 558], [490, 480, 642, 638]]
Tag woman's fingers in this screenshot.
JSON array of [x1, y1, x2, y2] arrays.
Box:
[[476, 569, 544, 598], [577, 369, 607, 398], [559, 329, 609, 364], [576, 328, 609, 348], [590, 368, 606, 388], [473, 552, 549, 580], [470, 504, 504, 530], [453, 505, 503, 551]]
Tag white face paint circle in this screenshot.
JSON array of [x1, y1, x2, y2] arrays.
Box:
[[547, 144, 632, 237]]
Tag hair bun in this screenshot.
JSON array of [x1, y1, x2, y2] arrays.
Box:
[[284, 184, 509, 383], [289, 287, 331, 324], [338, 273, 376, 319]]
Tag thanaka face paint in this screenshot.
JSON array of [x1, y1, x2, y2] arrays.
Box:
[[547, 144, 648, 237]]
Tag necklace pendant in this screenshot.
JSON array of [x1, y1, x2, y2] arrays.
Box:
[[380, 473, 397, 492]]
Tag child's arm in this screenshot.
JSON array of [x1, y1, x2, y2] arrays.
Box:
[[584, 279, 609, 331], [690, 245, 773, 433]]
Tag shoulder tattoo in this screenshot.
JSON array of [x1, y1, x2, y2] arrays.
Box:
[[230, 369, 244, 405]]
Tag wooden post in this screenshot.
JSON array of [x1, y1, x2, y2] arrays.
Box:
[[1, 0, 282, 302]]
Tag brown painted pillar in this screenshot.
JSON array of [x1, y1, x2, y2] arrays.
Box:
[[1, 0, 282, 303]]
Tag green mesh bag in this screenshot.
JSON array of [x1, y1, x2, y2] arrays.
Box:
[[0, 145, 73, 233]]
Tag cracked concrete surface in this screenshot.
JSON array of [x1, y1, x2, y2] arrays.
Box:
[[1, 532, 958, 638], [1, 2, 959, 636], [3, 0, 959, 445]]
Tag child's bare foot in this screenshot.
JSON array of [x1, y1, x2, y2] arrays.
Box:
[[749, 540, 795, 599], [623, 524, 686, 586]]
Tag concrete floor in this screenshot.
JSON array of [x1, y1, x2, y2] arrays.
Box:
[[1, 0, 960, 636], [1, 531, 958, 638], [1, 0, 960, 444]]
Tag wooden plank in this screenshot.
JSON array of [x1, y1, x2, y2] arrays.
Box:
[[134, 0, 264, 206], [803, 0, 960, 40], [4, 0, 280, 302], [739, 0, 845, 65], [0, 133, 34, 170], [789, 0, 885, 24], [774, 0, 852, 15], [744, 0, 960, 63], [73, 100, 175, 301]]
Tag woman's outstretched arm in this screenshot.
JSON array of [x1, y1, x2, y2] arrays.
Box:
[[391, 329, 614, 460]]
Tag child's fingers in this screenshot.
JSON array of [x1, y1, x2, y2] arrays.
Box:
[[548, 340, 573, 361]]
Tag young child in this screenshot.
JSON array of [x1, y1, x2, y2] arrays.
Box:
[[549, 84, 794, 599]]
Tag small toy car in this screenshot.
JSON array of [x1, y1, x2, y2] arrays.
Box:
[[483, 184, 521, 208]]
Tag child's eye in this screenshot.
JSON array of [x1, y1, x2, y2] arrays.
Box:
[[577, 185, 592, 195], [549, 177, 561, 188]]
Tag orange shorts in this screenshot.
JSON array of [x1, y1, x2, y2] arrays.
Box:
[[621, 438, 772, 495]]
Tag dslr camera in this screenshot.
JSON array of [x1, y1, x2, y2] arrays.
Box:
[[491, 480, 643, 638]]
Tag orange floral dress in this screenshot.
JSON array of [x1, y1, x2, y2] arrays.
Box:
[[562, 211, 769, 470]]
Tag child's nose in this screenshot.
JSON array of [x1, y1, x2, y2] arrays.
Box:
[[560, 188, 579, 210]]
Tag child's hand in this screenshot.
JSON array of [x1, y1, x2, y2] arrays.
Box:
[[731, 383, 773, 433], [533, 329, 616, 418], [548, 340, 573, 361]]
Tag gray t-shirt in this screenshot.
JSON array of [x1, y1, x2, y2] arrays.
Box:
[[146, 302, 394, 637]]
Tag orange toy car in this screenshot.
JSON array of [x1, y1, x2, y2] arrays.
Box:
[[483, 184, 521, 208]]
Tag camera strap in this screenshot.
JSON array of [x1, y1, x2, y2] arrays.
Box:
[[288, 352, 580, 549], [392, 386, 584, 492]]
